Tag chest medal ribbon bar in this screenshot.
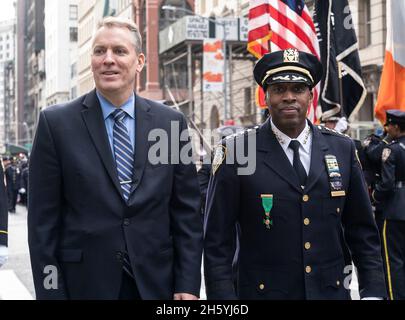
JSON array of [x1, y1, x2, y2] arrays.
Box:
[[324, 155, 346, 197], [261, 194, 274, 229]]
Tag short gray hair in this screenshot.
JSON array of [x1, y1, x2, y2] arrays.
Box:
[[96, 16, 143, 54]]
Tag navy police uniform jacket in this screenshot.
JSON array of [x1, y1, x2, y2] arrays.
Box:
[[204, 119, 386, 300], [0, 163, 7, 246], [374, 136, 405, 220]]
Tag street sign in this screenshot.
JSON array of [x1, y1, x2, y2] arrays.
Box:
[[185, 16, 209, 40]]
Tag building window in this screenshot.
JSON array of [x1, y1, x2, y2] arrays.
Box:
[[71, 86, 77, 99], [71, 63, 77, 78], [358, 93, 374, 121], [70, 27, 78, 42], [69, 5, 78, 20], [359, 0, 371, 49], [210, 105, 220, 129]]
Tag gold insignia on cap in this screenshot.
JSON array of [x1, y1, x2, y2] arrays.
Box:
[[284, 48, 299, 63], [212, 145, 227, 175], [382, 148, 391, 162]]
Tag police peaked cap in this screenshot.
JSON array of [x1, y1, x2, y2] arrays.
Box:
[[254, 48, 323, 90], [385, 110, 405, 126]]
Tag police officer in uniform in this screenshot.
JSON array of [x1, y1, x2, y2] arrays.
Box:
[[4, 157, 20, 213], [363, 129, 392, 233], [372, 110, 405, 300], [204, 49, 386, 300], [0, 158, 8, 268]]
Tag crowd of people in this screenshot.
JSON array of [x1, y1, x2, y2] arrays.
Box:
[[1, 154, 29, 213]]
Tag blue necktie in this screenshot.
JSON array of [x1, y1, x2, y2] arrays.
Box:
[[112, 109, 134, 201], [112, 109, 135, 279]]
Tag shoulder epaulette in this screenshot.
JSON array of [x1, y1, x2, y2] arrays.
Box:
[[224, 126, 260, 141], [317, 125, 351, 139]]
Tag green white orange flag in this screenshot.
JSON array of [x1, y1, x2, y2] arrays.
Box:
[[374, 0, 405, 124]]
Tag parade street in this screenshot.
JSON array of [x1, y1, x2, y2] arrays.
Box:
[[0, 205, 34, 300], [0, 205, 362, 301]]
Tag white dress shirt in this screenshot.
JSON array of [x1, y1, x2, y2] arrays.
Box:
[[270, 119, 312, 175]]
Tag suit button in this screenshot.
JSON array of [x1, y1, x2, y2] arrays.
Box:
[[304, 242, 311, 250], [336, 208, 341, 213], [116, 252, 123, 261], [305, 266, 312, 274], [259, 284, 265, 290], [304, 218, 310, 226], [123, 219, 130, 226], [302, 195, 309, 202], [336, 280, 341, 287]]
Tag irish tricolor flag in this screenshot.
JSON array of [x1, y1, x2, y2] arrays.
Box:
[[375, 0, 405, 124]]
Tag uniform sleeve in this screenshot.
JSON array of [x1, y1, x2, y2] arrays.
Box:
[[342, 140, 387, 299], [169, 114, 203, 297], [0, 164, 8, 247], [28, 111, 68, 299], [203, 142, 239, 300], [374, 146, 396, 203], [364, 138, 388, 165]]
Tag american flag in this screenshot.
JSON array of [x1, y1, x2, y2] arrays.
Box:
[[248, 0, 321, 123]]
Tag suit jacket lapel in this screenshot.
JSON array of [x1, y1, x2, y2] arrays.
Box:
[[128, 95, 153, 201], [305, 123, 329, 192], [81, 90, 123, 197], [258, 119, 302, 193]]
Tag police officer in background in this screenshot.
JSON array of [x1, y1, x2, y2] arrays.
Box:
[[4, 157, 20, 213], [363, 127, 392, 232], [0, 158, 8, 268], [372, 110, 405, 300], [204, 49, 386, 300], [19, 159, 29, 206]]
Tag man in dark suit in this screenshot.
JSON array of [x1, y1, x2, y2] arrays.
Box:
[[28, 17, 203, 300], [204, 49, 386, 300], [0, 159, 8, 268], [372, 110, 405, 300]]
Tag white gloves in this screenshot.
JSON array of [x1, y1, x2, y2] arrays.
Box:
[[19, 188, 26, 194], [334, 117, 348, 134], [0, 245, 8, 268]]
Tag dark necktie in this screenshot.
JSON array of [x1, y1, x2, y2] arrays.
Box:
[[288, 140, 308, 187], [112, 109, 135, 279]]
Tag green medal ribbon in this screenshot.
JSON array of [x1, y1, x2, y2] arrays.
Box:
[[261, 194, 273, 229]]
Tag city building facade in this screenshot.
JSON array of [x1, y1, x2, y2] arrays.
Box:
[[0, 19, 16, 153], [45, 0, 79, 107]]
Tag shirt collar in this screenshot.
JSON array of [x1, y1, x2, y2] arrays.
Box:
[[96, 90, 135, 120], [270, 118, 312, 154]]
